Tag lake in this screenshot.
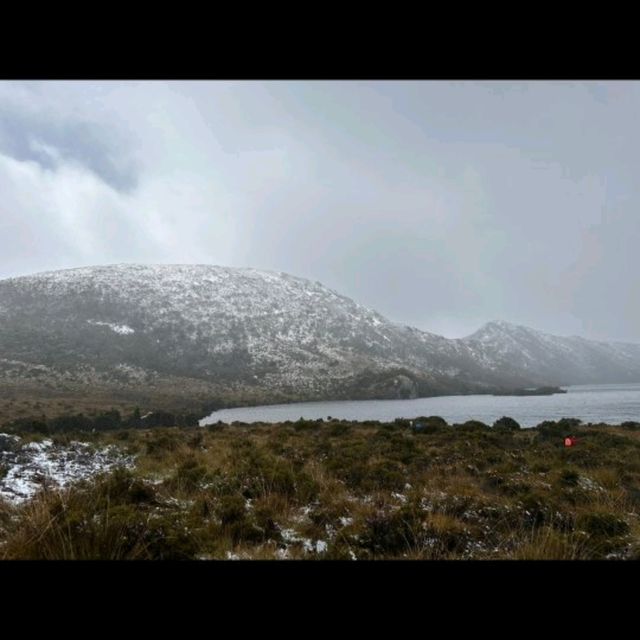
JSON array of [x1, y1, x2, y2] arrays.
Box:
[[200, 383, 640, 427]]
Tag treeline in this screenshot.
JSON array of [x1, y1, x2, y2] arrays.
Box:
[[4, 408, 200, 434]]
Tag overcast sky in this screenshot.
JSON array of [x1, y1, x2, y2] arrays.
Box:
[[0, 81, 638, 342]]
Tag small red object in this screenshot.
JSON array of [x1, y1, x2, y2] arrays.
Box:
[[564, 436, 577, 447]]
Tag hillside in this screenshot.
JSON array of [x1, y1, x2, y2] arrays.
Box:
[[1, 265, 640, 409], [0, 265, 494, 405], [461, 320, 640, 385]]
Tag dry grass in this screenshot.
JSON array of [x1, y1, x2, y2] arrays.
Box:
[[509, 527, 589, 560]]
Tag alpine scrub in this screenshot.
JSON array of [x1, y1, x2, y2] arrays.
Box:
[[1, 416, 639, 560]]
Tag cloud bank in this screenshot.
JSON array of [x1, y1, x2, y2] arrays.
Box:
[[0, 80, 638, 342]]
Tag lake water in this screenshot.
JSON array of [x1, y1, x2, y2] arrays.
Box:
[[200, 383, 640, 428]]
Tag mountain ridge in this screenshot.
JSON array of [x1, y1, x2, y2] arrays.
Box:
[[1, 264, 639, 407]]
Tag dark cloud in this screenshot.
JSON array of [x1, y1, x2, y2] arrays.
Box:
[[0, 105, 138, 192]]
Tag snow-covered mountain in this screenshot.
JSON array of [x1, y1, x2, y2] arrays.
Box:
[[0, 265, 639, 406], [461, 320, 640, 385]]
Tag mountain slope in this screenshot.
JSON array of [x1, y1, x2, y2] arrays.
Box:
[[460, 320, 640, 385], [0, 265, 487, 404], [0, 265, 639, 407]]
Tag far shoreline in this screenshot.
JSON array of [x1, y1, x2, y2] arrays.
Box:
[[199, 382, 640, 428]]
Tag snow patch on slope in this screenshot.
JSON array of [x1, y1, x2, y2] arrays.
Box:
[[87, 320, 135, 335]]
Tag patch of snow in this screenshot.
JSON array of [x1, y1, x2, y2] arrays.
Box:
[[302, 538, 327, 554], [577, 476, 605, 493], [0, 438, 133, 505], [278, 526, 328, 555], [24, 439, 53, 452], [87, 320, 135, 335], [279, 528, 301, 544]]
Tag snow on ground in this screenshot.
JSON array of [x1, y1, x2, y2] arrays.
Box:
[[0, 434, 133, 505], [278, 527, 328, 556]]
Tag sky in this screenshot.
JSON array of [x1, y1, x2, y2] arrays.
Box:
[[0, 80, 638, 343]]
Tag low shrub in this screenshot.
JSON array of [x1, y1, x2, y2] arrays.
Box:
[[493, 416, 521, 431], [412, 416, 449, 434], [577, 512, 630, 538], [457, 420, 490, 432]]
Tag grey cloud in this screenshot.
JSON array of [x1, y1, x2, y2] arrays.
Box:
[[0, 105, 138, 192]]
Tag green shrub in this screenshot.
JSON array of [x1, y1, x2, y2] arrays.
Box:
[[559, 468, 580, 487], [493, 416, 521, 431], [412, 416, 449, 434], [517, 494, 546, 525], [252, 505, 282, 542], [363, 460, 406, 492], [457, 420, 490, 432], [357, 505, 469, 557], [96, 468, 157, 506], [293, 418, 317, 432], [232, 452, 319, 503], [138, 514, 201, 560], [146, 432, 182, 456], [174, 457, 209, 492], [531, 461, 551, 473], [188, 431, 204, 449], [577, 512, 629, 538], [213, 495, 264, 544], [5, 417, 49, 434], [358, 509, 419, 556], [328, 423, 350, 437], [215, 494, 246, 526], [93, 410, 122, 431]]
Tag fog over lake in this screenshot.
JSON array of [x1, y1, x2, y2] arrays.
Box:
[[201, 383, 640, 427]]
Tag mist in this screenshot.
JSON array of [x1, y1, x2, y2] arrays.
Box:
[[1, 80, 638, 342]]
